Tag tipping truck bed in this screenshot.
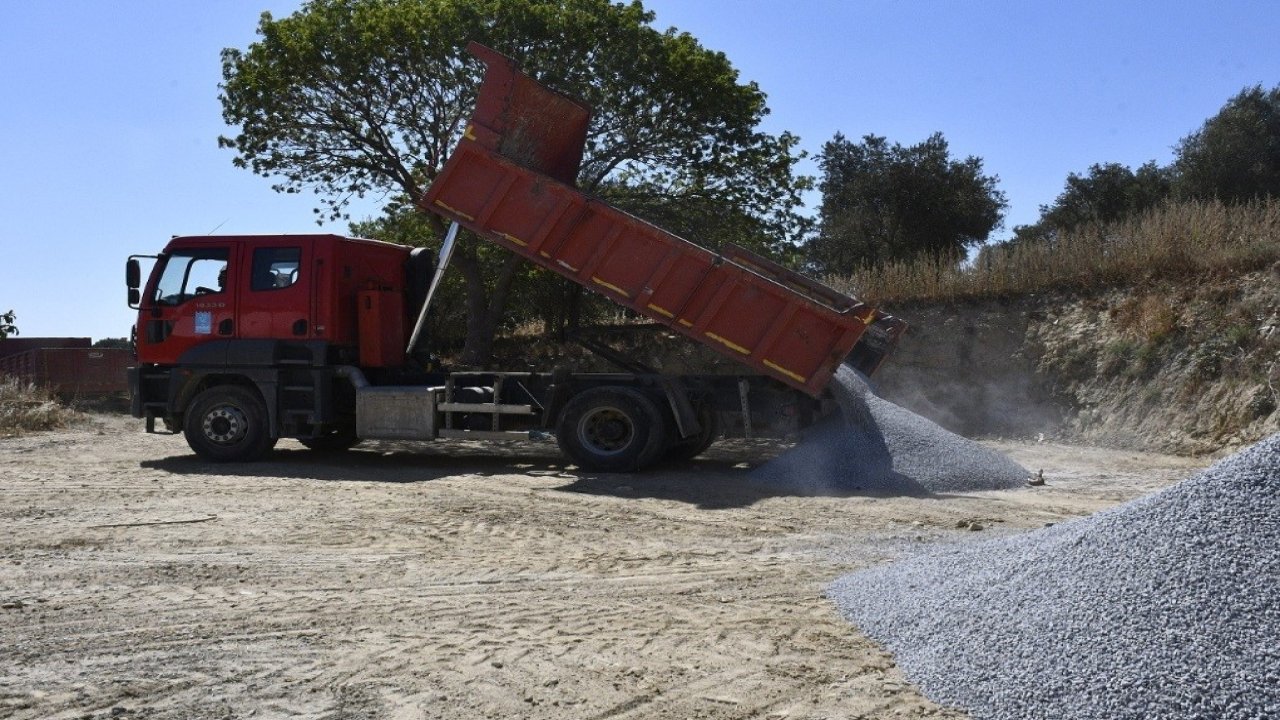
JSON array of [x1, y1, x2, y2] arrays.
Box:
[[422, 43, 904, 397]]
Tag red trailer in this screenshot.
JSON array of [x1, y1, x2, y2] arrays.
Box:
[[0, 343, 130, 397]]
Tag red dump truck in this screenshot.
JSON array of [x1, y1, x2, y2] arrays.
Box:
[[126, 43, 904, 471]]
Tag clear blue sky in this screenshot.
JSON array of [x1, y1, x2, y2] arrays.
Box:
[[2, 0, 1278, 341]]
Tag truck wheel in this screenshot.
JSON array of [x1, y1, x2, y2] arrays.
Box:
[[666, 404, 719, 462], [298, 423, 360, 452], [556, 387, 668, 472], [183, 385, 277, 462]]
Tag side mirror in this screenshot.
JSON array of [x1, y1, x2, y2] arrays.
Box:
[[128, 288, 141, 307], [126, 258, 141, 289]]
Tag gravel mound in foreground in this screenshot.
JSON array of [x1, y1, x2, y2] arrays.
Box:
[[750, 365, 1028, 494], [829, 433, 1280, 720]]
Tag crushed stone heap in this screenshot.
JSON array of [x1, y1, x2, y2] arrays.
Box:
[[829, 433, 1280, 720], [750, 364, 1029, 494]]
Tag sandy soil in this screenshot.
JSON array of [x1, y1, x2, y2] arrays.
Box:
[[0, 414, 1207, 720]]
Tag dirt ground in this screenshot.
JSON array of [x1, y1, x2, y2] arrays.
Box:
[[1, 414, 1208, 720]]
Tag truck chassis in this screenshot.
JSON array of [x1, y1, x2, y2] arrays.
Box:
[[131, 338, 820, 471]]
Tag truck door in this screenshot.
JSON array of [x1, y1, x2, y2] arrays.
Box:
[[136, 244, 239, 364], [236, 243, 311, 340]]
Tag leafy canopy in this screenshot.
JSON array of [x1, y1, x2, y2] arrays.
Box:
[[0, 310, 17, 339], [219, 0, 807, 246], [1009, 83, 1280, 245], [1013, 161, 1171, 243], [1173, 84, 1280, 203], [809, 132, 1006, 273]]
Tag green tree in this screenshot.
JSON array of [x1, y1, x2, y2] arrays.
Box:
[[1173, 84, 1280, 203], [92, 337, 131, 349], [0, 310, 17, 339], [1013, 161, 1171, 243], [808, 132, 1006, 273], [219, 0, 807, 365]]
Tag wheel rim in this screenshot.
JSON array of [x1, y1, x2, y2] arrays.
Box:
[[577, 406, 635, 456], [202, 404, 248, 445]]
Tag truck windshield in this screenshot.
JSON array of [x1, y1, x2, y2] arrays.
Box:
[[152, 248, 229, 306]]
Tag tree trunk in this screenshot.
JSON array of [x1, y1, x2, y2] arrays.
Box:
[[451, 235, 525, 368]]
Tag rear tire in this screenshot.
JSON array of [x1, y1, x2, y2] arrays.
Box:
[[183, 385, 277, 462], [556, 387, 668, 472]]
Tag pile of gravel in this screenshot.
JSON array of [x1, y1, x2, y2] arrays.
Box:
[[829, 433, 1280, 720], [750, 365, 1028, 494]]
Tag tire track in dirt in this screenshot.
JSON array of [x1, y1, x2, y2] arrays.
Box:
[[2, 415, 1206, 719]]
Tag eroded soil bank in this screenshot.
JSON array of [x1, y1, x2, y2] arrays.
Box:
[[875, 267, 1280, 455]]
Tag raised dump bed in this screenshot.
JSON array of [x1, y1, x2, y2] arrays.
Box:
[[423, 43, 903, 397]]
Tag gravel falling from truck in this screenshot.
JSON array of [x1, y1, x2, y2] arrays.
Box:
[[828, 433, 1280, 720], [749, 364, 1029, 494]]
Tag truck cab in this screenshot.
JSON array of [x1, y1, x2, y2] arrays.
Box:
[[132, 234, 410, 366], [128, 234, 419, 461]]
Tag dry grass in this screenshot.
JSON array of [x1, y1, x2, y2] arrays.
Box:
[[0, 376, 78, 435], [829, 199, 1280, 304], [1111, 295, 1179, 343]]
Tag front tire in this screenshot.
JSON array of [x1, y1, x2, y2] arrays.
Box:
[[556, 387, 668, 472], [183, 385, 276, 462]]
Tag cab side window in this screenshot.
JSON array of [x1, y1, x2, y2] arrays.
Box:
[[251, 247, 301, 291]]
